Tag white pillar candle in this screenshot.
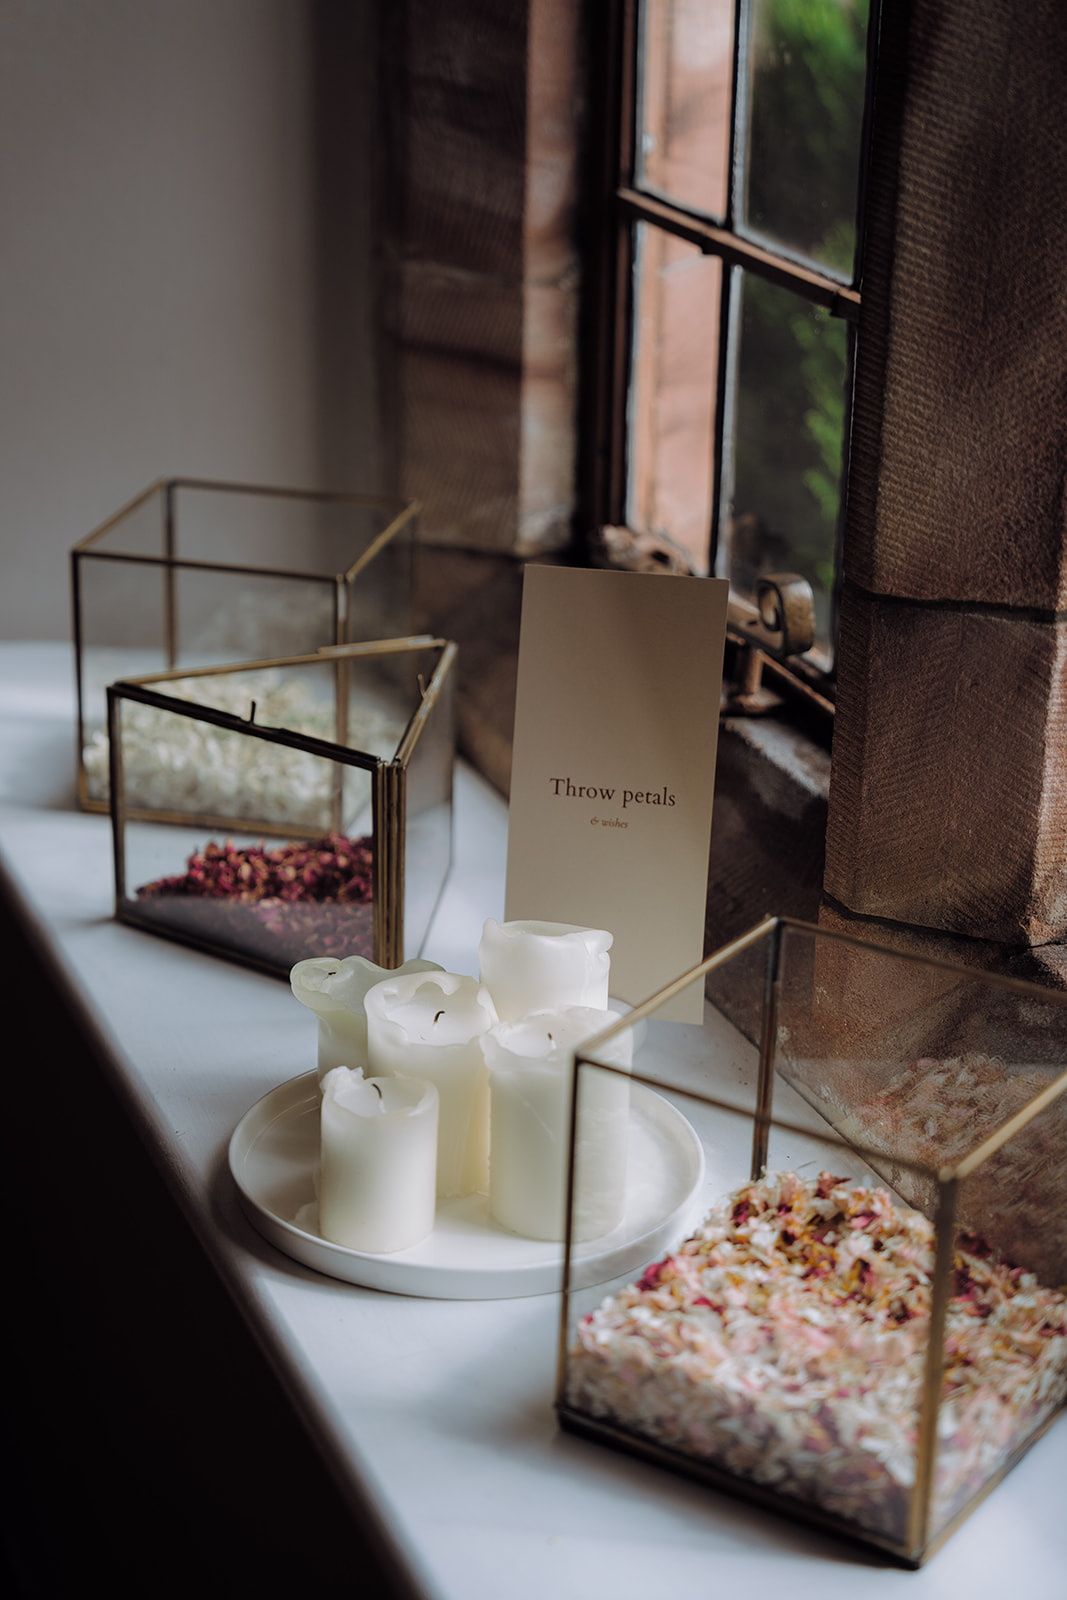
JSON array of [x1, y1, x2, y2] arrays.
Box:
[[290, 955, 444, 1082], [319, 1067, 439, 1253], [477, 919, 613, 1022], [364, 971, 498, 1198], [482, 1006, 632, 1243]]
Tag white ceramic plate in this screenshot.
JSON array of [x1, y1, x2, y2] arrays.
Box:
[[229, 1070, 704, 1300]]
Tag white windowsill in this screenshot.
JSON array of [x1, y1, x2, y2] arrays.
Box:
[[0, 640, 1063, 1600]]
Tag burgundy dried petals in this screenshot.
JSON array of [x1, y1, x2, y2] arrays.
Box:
[[137, 833, 373, 906], [133, 833, 375, 964]]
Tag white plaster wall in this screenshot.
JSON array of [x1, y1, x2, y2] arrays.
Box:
[[0, 0, 330, 640]]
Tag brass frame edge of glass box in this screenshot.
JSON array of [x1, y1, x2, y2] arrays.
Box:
[[555, 913, 1067, 1564], [106, 638, 455, 978], [73, 478, 419, 813]]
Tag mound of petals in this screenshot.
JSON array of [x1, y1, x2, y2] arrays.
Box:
[[568, 1171, 1067, 1543], [134, 834, 374, 964]]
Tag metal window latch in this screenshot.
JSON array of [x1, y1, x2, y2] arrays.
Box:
[[754, 574, 816, 659], [722, 574, 819, 717], [722, 638, 778, 716]]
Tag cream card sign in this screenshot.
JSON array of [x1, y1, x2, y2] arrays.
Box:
[[505, 565, 728, 1023]]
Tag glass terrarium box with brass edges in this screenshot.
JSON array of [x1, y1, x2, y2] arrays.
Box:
[[107, 638, 454, 978], [556, 918, 1067, 1567], [73, 477, 419, 811]]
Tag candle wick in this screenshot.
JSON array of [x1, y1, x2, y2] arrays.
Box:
[[547, 1032, 554, 1043], [372, 1082, 382, 1099], [433, 1009, 445, 1024]]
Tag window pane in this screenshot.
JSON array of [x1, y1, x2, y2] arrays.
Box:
[[725, 270, 849, 660], [637, 0, 735, 221], [628, 224, 722, 574], [740, 0, 869, 278]]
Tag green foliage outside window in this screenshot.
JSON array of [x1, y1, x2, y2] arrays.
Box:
[[732, 0, 868, 621]]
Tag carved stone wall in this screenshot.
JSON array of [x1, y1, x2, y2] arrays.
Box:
[[824, 0, 1067, 978], [378, 0, 580, 557]]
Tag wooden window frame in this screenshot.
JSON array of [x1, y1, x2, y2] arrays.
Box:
[[576, 0, 880, 716]]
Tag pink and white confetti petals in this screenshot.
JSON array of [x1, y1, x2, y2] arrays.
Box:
[[827, 1055, 1067, 1287], [567, 1171, 1067, 1542]]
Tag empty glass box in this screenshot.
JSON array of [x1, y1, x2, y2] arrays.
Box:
[[73, 477, 418, 809], [557, 917, 1067, 1566], [107, 638, 454, 978]]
